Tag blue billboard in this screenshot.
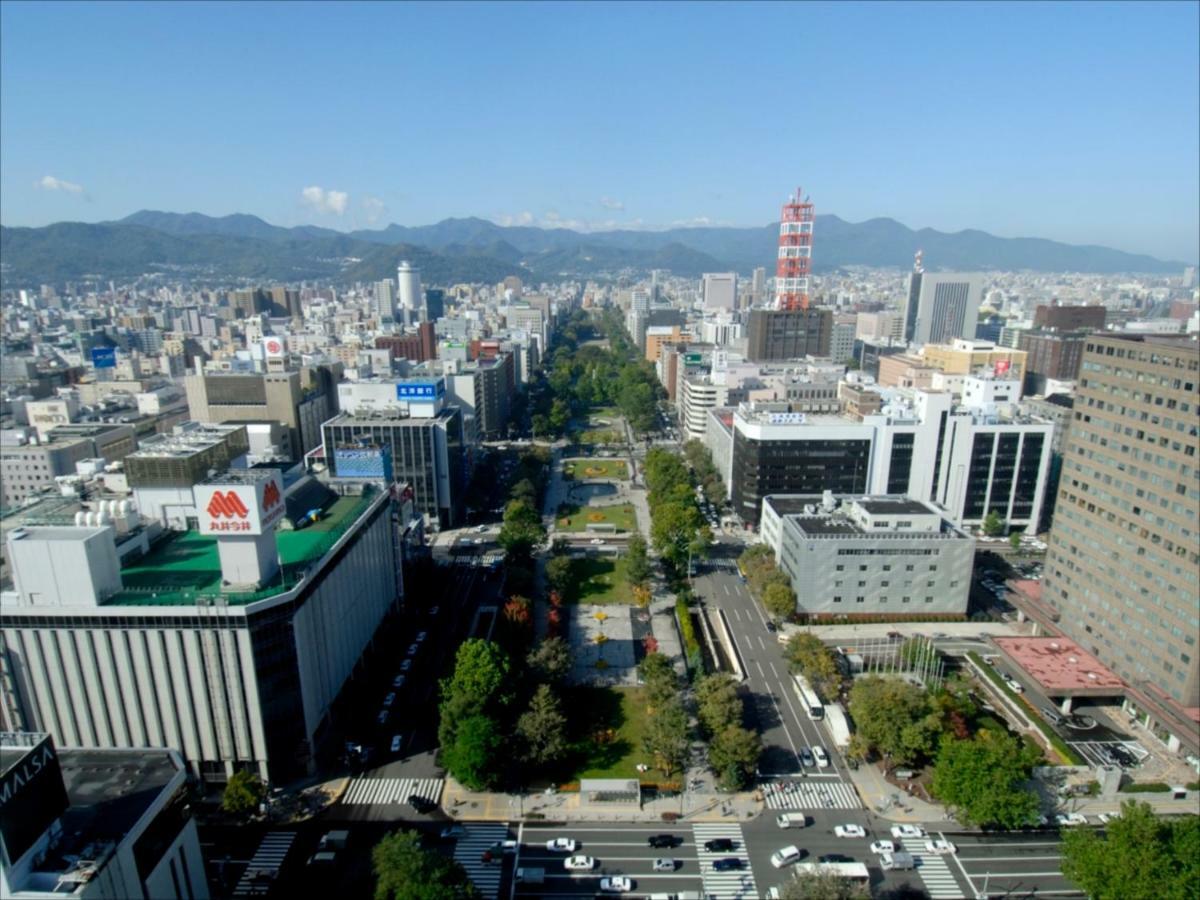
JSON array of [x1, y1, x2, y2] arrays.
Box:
[[334, 447, 393, 482], [91, 346, 117, 369], [396, 380, 444, 401]]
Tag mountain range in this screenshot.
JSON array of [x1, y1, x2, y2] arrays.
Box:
[[0, 210, 1186, 287]]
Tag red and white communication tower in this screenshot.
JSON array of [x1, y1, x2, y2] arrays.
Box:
[[773, 188, 815, 310]]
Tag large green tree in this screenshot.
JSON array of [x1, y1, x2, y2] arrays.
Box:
[[373, 829, 479, 900], [526, 637, 571, 684], [221, 769, 266, 816], [516, 684, 569, 766], [442, 714, 504, 790], [694, 673, 743, 737], [762, 580, 796, 620], [438, 640, 511, 749], [642, 696, 689, 776], [777, 868, 869, 900], [930, 728, 1042, 828], [847, 675, 942, 765], [497, 499, 546, 560], [545, 554, 575, 596], [625, 533, 651, 586], [1061, 801, 1199, 900], [650, 500, 704, 568], [981, 509, 1006, 536], [708, 725, 762, 791], [784, 632, 841, 700]]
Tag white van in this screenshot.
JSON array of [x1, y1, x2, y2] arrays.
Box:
[[771, 845, 803, 868], [776, 813, 807, 829], [812, 746, 830, 768]]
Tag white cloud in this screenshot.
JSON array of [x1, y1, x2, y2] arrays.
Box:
[[300, 185, 349, 216], [35, 175, 85, 194], [497, 211, 535, 227], [599, 196, 624, 211], [671, 216, 725, 227], [361, 195, 387, 224]]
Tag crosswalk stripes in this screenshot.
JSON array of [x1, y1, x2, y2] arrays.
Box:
[[452, 822, 509, 899], [692, 822, 758, 899], [231, 831, 296, 897], [762, 779, 862, 810], [341, 776, 444, 806], [898, 838, 963, 899]]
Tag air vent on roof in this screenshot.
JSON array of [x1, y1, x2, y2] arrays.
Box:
[[1087, 672, 1098, 680], [1068, 656, 1078, 664], [1050, 642, 1060, 650]]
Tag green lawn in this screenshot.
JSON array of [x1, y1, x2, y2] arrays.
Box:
[[557, 502, 637, 533], [563, 457, 629, 480], [561, 686, 655, 782], [572, 556, 635, 605]]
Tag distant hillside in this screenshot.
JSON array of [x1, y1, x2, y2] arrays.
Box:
[[1, 209, 1187, 285], [0, 222, 522, 286]]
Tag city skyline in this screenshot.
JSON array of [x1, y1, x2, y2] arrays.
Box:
[[1, 1, 1197, 261]]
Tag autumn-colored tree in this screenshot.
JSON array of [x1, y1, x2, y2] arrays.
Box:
[[503, 596, 532, 627], [631, 584, 652, 608], [643, 635, 659, 655]]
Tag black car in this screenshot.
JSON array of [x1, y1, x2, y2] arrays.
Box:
[[819, 854, 853, 864], [407, 794, 435, 813], [712, 858, 743, 872], [647, 834, 680, 849], [704, 838, 735, 852], [766, 621, 778, 633]]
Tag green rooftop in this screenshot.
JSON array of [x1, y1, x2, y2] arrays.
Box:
[[109, 493, 376, 607]]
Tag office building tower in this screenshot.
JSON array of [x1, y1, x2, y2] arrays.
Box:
[[1018, 331, 1089, 393], [701, 273, 737, 310], [184, 364, 341, 460], [324, 379, 465, 528], [745, 308, 832, 362], [901, 260, 984, 346], [425, 288, 446, 322], [830, 316, 857, 363], [1042, 335, 1200, 738], [397, 261, 423, 325], [374, 278, 397, 323], [1033, 302, 1106, 332], [751, 267, 767, 306]]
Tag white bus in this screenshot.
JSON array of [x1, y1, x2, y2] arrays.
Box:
[[794, 861, 870, 883], [792, 674, 824, 720]]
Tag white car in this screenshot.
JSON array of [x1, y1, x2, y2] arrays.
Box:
[[834, 824, 866, 838], [599, 877, 633, 893], [1056, 813, 1088, 826], [590, 538, 605, 545], [869, 840, 895, 854], [812, 746, 830, 768], [925, 839, 957, 855], [652, 858, 677, 872], [390, 735, 402, 752], [1097, 812, 1119, 825], [545, 838, 577, 853], [770, 845, 802, 868], [563, 855, 595, 871], [1003, 676, 1024, 694], [891, 825, 927, 839]]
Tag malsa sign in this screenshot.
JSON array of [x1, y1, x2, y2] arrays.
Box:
[[194, 474, 285, 536]]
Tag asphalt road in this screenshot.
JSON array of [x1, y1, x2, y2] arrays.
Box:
[[690, 546, 1088, 899]]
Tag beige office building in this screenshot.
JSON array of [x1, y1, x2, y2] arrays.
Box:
[[1043, 334, 1200, 751]]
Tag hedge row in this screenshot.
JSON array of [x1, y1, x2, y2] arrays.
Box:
[[675, 597, 702, 671], [1120, 782, 1171, 793], [967, 651, 1086, 766]]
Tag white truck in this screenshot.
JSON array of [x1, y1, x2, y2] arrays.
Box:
[[880, 851, 916, 871], [824, 701, 853, 750]]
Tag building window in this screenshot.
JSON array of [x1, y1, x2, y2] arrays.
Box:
[[902, 596, 911, 603], [833, 596, 842, 603]]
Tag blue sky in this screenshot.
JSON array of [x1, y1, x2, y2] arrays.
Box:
[[2, 0, 1197, 261]]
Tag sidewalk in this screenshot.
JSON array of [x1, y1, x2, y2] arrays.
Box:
[[441, 777, 761, 824], [844, 760, 955, 827]]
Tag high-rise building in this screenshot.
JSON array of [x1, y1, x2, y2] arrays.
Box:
[[374, 278, 397, 323], [701, 273, 737, 310], [1033, 302, 1106, 332], [901, 264, 984, 346], [830, 316, 857, 363], [1042, 335, 1200, 730], [745, 308, 832, 362], [397, 261, 423, 325]]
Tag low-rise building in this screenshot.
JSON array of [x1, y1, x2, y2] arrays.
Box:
[[774, 494, 974, 618]]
